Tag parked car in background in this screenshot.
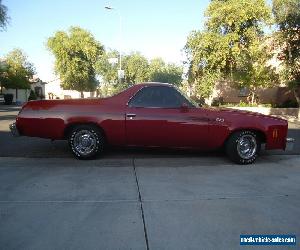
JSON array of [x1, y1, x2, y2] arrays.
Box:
[[10, 82, 294, 164]]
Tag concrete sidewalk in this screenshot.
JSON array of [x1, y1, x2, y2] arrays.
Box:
[[0, 156, 299, 249]]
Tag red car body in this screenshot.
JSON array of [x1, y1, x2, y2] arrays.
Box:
[[14, 83, 288, 152]]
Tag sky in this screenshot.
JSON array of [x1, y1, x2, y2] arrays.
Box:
[[0, 0, 210, 82]]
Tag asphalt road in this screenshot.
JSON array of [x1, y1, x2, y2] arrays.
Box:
[[0, 105, 300, 250]]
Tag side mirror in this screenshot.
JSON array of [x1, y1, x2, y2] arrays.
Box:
[[180, 102, 189, 112]]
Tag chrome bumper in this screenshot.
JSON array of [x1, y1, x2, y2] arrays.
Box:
[[9, 122, 20, 137], [286, 138, 295, 151]]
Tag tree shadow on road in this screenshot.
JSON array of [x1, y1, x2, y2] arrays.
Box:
[[0, 105, 22, 112]]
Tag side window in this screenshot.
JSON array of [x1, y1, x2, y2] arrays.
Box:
[[162, 87, 191, 108], [128, 87, 157, 107], [129, 86, 193, 108]]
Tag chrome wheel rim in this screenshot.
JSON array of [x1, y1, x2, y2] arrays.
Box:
[[73, 130, 97, 156], [236, 134, 257, 160]]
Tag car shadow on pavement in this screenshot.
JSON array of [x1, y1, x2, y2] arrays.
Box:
[[0, 128, 299, 159], [0, 130, 227, 159]]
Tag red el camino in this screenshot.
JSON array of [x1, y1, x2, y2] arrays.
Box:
[[10, 82, 294, 164]]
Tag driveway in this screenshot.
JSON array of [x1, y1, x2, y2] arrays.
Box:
[[0, 105, 299, 249], [0, 156, 299, 249]]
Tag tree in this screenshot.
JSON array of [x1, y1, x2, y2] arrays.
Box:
[[0, 0, 9, 31], [0, 61, 8, 93], [47, 26, 104, 98], [232, 39, 279, 103], [96, 52, 149, 96], [96, 52, 182, 97], [95, 50, 119, 96], [148, 58, 165, 79], [123, 52, 149, 85], [149, 58, 183, 85], [272, 0, 300, 106], [185, 31, 218, 99], [96, 50, 119, 85], [185, 0, 275, 103], [1, 49, 35, 100]]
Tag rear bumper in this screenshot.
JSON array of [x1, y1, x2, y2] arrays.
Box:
[[286, 137, 295, 151], [9, 122, 20, 137]]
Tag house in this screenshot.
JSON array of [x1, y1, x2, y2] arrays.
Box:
[[201, 37, 299, 106], [1, 76, 47, 104], [208, 80, 298, 106]]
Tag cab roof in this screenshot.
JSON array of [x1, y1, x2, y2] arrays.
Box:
[[135, 82, 173, 87]]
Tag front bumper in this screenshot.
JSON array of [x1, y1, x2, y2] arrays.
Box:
[[286, 137, 295, 151], [9, 122, 20, 137]]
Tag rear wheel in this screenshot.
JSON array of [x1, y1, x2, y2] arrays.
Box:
[[68, 125, 104, 159], [225, 130, 261, 164]]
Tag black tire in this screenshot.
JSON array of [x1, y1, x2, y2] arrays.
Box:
[[68, 125, 104, 159], [225, 130, 261, 164]]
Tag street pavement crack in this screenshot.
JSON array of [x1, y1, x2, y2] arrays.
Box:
[[0, 200, 138, 203], [133, 158, 150, 250], [0, 194, 294, 204]]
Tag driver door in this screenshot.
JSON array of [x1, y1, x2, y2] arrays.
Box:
[[125, 85, 210, 149]]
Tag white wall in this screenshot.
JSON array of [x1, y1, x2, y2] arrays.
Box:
[[45, 79, 96, 99], [3, 81, 46, 104], [3, 89, 29, 103], [228, 107, 300, 121]]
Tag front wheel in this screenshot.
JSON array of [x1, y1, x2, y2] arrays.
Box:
[[225, 130, 261, 164], [68, 125, 104, 159]]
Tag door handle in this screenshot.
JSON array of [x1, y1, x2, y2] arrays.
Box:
[[126, 113, 136, 119]]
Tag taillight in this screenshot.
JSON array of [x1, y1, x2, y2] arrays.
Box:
[[272, 129, 278, 139]]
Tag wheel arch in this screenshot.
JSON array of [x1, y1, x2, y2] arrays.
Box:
[[224, 128, 267, 146], [64, 122, 107, 142]]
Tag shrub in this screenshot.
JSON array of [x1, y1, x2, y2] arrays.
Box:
[[28, 90, 37, 101], [237, 101, 250, 107], [276, 100, 299, 108], [4, 94, 13, 105], [211, 97, 224, 107]]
